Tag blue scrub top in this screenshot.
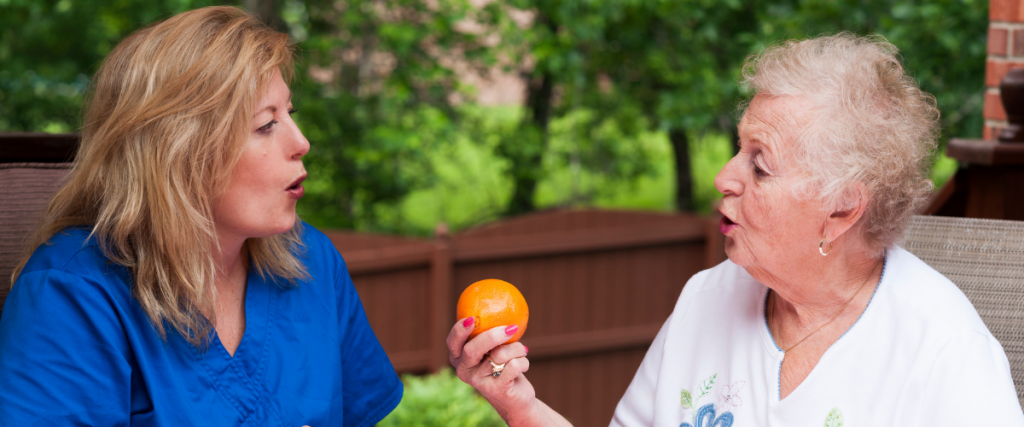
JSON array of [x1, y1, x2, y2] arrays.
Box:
[[0, 224, 403, 426]]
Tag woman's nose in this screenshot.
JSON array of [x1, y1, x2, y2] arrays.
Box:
[[714, 154, 744, 197], [287, 121, 310, 160]]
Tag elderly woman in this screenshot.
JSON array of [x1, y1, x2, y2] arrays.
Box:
[[448, 34, 1024, 425], [0, 7, 401, 426]]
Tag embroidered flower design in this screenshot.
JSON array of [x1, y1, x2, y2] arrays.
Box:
[[716, 381, 745, 411], [824, 407, 843, 427], [681, 373, 717, 409], [680, 374, 734, 427], [680, 403, 734, 427]]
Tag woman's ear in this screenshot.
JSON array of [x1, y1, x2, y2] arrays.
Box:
[[825, 182, 870, 242]]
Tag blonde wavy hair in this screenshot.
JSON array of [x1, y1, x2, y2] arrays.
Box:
[[741, 33, 941, 255], [12, 6, 307, 345]]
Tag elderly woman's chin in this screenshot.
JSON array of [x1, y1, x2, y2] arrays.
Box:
[[721, 237, 762, 270], [722, 238, 744, 265]]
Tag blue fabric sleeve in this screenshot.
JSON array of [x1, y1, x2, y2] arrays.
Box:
[[334, 259, 403, 427], [0, 269, 133, 427]]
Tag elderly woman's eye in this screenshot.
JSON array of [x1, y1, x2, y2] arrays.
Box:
[[752, 156, 769, 177]]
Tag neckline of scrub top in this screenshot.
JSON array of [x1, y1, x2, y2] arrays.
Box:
[[189, 266, 281, 421]]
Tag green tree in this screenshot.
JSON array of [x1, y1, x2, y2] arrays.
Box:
[[281, 0, 500, 231], [0, 0, 500, 233], [759, 0, 988, 144], [493, 0, 985, 213], [573, 0, 758, 211], [495, 0, 671, 214], [1, 0, 989, 227], [0, 0, 223, 132]]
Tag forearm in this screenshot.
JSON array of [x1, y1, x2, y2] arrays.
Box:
[[503, 399, 573, 427]]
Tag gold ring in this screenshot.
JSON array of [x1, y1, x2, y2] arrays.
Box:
[[489, 359, 506, 377]]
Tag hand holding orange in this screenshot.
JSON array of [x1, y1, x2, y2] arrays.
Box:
[[456, 279, 529, 345]]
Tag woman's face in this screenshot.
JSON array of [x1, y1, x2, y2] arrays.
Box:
[[212, 69, 309, 244], [714, 94, 825, 275]]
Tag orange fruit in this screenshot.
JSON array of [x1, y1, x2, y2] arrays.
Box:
[[456, 279, 529, 345]]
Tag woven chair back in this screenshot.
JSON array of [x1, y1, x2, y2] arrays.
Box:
[[0, 163, 72, 319], [904, 215, 1024, 408]]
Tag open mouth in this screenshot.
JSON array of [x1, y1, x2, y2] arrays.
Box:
[[287, 174, 306, 191], [718, 210, 737, 234], [286, 174, 307, 199]]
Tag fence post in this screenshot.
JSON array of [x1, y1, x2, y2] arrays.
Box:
[[428, 223, 454, 372]]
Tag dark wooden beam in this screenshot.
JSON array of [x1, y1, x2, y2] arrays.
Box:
[[0, 133, 79, 163], [451, 219, 708, 263]]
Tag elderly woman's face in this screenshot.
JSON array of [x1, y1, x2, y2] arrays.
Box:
[[212, 69, 309, 243], [714, 94, 825, 273]]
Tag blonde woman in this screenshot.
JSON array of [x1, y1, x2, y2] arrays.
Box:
[[0, 7, 401, 426]]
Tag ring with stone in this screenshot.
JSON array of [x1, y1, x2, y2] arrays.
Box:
[[489, 359, 506, 377]]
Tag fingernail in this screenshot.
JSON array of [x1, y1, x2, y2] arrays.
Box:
[[463, 317, 475, 328], [524, 345, 529, 354], [505, 325, 518, 336]]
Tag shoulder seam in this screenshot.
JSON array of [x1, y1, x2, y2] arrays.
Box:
[[21, 231, 104, 278], [58, 242, 102, 273]]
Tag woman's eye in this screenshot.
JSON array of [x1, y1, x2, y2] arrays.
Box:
[[752, 156, 769, 178], [257, 120, 277, 135], [288, 108, 297, 115]]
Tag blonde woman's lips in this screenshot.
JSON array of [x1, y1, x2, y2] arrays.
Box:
[[286, 174, 306, 199]]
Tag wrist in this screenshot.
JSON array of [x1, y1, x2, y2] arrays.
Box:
[[501, 397, 541, 427], [504, 398, 569, 427]]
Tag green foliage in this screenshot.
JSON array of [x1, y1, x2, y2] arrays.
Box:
[[376, 369, 504, 427], [0, 0, 988, 233], [758, 0, 988, 142], [484, 0, 986, 212], [396, 105, 516, 234], [286, 0, 498, 232], [536, 108, 659, 206], [0, 0, 221, 132], [398, 111, 732, 236]]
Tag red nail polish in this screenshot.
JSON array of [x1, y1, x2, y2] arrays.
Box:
[[505, 325, 518, 336], [524, 345, 529, 354], [463, 317, 474, 328]]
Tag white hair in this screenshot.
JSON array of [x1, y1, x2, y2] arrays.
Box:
[[742, 33, 941, 254]]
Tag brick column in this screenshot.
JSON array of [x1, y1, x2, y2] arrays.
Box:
[[985, 0, 1024, 139]]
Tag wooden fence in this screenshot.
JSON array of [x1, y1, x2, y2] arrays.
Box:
[[330, 209, 726, 426]]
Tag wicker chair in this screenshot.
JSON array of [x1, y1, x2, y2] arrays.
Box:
[[0, 163, 73, 319], [903, 215, 1024, 408], [0, 133, 77, 320]]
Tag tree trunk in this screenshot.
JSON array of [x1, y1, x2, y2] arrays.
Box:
[[720, 113, 739, 156], [504, 70, 554, 216], [669, 128, 693, 212]]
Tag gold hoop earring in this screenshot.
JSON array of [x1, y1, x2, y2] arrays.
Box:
[[819, 237, 833, 256]]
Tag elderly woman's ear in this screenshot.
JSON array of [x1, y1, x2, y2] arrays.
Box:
[[823, 182, 870, 244]]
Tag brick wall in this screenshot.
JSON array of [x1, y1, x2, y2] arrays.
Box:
[[985, 0, 1024, 139]]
